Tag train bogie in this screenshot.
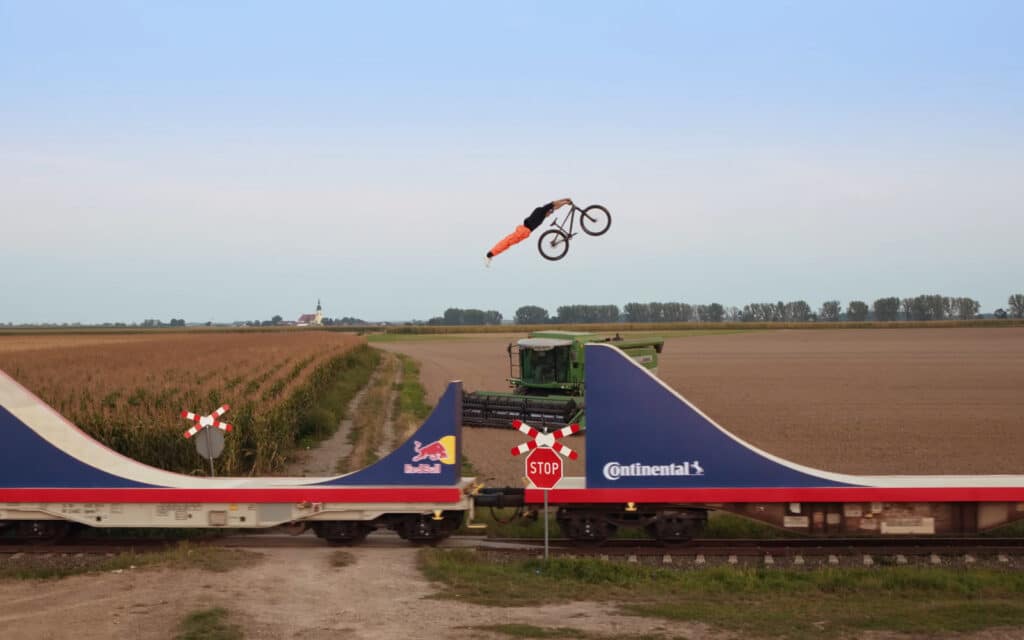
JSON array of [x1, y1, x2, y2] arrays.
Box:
[[553, 506, 708, 544]]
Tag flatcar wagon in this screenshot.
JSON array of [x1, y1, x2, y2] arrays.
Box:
[[478, 344, 1024, 543], [0, 371, 474, 544]]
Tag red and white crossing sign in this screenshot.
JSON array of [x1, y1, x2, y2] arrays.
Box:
[[525, 447, 563, 489], [509, 419, 581, 460], [511, 419, 581, 490], [180, 404, 233, 439]]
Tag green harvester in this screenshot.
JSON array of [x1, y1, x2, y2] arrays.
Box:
[[462, 330, 665, 429]]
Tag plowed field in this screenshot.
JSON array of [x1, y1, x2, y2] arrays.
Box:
[[377, 328, 1024, 486]]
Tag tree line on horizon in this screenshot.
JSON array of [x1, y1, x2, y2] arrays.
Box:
[[426, 294, 1024, 326], [5, 295, 1023, 328]]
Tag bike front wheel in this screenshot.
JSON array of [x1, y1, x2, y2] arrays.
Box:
[[580, 205, 611, 236], [538, 229, 570, 261]]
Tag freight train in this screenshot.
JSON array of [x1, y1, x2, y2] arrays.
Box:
[[2, 344, 1023, 545]]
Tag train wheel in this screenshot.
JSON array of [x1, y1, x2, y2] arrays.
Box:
[[16, 520, 75, 542], [312, 521, 373, 545], [396, 511, 463, 544], [645, 509, 706, 545], [557, 509, 616, 545]]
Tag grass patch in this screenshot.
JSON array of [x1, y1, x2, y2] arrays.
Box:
[[329, 550, 356, 567], [392, 353, 433, 440], [703, 511, 798, 539], [469, 623, 590, 638], [367, 328, 750, 342], [0, 542, 257, 580], [419, 549, 1024, 638], [982, 518, 1024, 537], [367, 333, 487, 343], [295, 345, 380, 446], [461, 454, 477, 477], [465, 508, 777, 541], [621, 329, 752, 339], [339, 351, 398, 471], [175, 607, 243, 640], [466, 625, 685, 639]]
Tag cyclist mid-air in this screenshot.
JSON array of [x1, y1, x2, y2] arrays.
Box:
[[485, 198, 573, 267]]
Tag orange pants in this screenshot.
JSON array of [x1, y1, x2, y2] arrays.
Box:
[[489, 225, 531, 257]]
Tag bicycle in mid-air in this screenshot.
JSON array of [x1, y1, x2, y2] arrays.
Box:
[[537, 202, 612, 261]]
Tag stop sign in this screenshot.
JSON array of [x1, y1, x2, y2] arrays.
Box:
[[525, 447, 563, 489]]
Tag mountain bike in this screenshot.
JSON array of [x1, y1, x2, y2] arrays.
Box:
[[537, 203, 612, 261]]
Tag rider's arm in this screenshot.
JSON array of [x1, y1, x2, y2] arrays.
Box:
[[550, 198, 573, 212]]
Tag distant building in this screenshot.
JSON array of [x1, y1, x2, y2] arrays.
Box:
[[297, 299, 324, 326]]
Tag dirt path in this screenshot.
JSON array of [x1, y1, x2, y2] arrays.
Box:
[[282, 352, 402, 477], [0, 544, 728, 640], [374, 359, 402, 461]]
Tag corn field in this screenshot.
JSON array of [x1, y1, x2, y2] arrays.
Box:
[[0, 331, 373, 476]]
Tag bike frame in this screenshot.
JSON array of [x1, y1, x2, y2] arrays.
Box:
[[548, 204, 586, 239]]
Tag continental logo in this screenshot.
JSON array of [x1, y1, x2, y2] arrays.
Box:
[[602, 461, 704, 481], [403, 436, 456, 474]]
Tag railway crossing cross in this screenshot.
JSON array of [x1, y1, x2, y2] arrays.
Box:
[[510, 420, 581, 461], [511, 419, 581, 559], [181, 405, 233, 477]]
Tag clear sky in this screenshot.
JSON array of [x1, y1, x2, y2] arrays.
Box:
[[2, 1, 1021, 324]]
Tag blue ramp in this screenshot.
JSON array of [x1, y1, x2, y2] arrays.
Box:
[[584, 344, 859, 489]]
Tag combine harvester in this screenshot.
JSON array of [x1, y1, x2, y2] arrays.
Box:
[[462, 330, 663, 429]]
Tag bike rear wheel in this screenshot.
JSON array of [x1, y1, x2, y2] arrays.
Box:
[[538, 229, 570, 261], [580, 205, 611, 236]]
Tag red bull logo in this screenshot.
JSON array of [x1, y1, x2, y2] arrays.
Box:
[[404, 435, 456, 474], [412, 440, 448, 462]]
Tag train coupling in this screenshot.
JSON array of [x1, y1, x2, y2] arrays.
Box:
[[472, 487, 526, 508]]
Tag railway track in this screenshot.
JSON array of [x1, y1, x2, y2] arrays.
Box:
[[478, 536, 1024, 565], [3, 533, 1024, 566]]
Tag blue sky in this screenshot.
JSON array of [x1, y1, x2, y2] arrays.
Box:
[[2, 1, 1021, 323]]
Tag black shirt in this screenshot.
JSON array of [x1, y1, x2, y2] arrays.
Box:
[[523, 202, 554, 231]]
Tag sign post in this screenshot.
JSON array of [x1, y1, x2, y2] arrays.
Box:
[[181, 405, 233, 477], [512, 420, 580, 560], [525, 447, 563, 559]]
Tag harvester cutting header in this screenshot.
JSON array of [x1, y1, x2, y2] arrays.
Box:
[[462, 330, 664, 429]]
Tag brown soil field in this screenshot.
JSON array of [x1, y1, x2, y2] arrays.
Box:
[[378, 328, 1024, 486]]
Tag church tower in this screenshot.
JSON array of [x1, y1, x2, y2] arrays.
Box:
[[314, 299, 323, 325]]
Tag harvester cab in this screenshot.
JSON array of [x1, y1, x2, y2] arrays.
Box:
[[509, 336, 579, 393], [463, 331, 664, 430]]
